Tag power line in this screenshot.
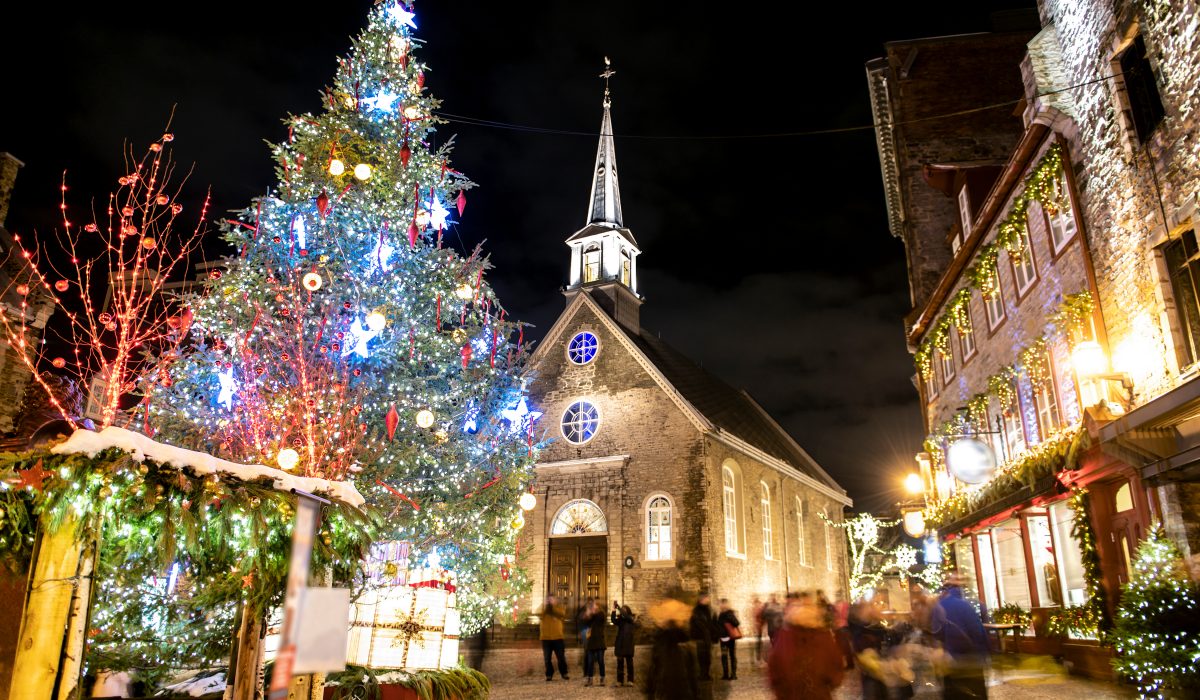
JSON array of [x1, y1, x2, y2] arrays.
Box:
[[432, 73, 1118, 141]]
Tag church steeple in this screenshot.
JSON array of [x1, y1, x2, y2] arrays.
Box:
[[587, 58, 623, 227], [564, 58, 643, 332]]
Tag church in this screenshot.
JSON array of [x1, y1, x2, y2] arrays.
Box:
[[518, 84, 852, 622]]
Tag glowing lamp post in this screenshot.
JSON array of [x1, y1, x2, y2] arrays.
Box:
[[1071, 340, 1133, 410]]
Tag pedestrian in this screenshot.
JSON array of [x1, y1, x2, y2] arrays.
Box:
[[833, 590, 853, 669], [583, 599, 608, 687], [850, 599, 889, 700], [751, 595, 765, 664], [689, 593, 717, 682], [577, 596, 595, 668], [929, 576, 989, 700], [716, 598, 741, 681], [540, 595, 570, 682], [645, 598, 700, 700], [614, 604, 637, 687], [767, 594, 845, 699], [764, 594, 784, 644], [816, 589, 835, 628], [611, 598, 622, 625]]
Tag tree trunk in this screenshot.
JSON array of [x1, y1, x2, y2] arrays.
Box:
[[227, 602, 266, 700], [55, 524, 99, 699], [8, 519, 87, 700]]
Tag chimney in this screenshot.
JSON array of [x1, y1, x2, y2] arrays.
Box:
[[0, 153, 25, 228]]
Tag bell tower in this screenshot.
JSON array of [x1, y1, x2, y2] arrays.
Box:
[[564, 58, 643, 332]]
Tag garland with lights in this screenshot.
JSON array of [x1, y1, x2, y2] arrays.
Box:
[[1065, 488, 1110, 634], [142, 0, 541, 635], [1110, 526, 1200, 698], [0, 442, 372, 686], [923, 425, 1087, 529], [991, 602, 1032, 631]]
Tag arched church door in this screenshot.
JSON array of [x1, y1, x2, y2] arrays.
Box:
[[548, 500, 608, 618]]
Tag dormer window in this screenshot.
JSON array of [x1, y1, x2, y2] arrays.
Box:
[[582, 244, 601, 283], [958, 186, 973, 238], [620, 250, 631, 286]]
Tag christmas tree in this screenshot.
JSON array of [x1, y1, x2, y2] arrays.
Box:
[[145, 0, 539, 632], [1111, 526, 1200, 699]]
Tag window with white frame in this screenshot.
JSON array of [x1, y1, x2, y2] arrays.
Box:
[[985, 280, 1006, 330], [824, 509, 837, 570], [926, 365, 939, 401], [722, 465, 741, 555], [561, 400, 600, 444], [582, 244, 601, 283], [646, 495, 672, 561], [1046, 174, 1078, 254], [620, 251, 632, 286], [960, 303, 976, 360], [1033, 355, 1061, 440], [1011, 233, 1038, 296], [1001, 389, 1026, 461], [796, 497, 811, 566], [760, 483, 774, 559], [958, 186, 973, 237], [939, 348, 955, 386]]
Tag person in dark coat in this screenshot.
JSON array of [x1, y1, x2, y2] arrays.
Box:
[[767, 597, 845, 699], [614, 605, 637, 687], [689, 593, 717, 681], [583, 601, 608, 686], [644, 615, 700, 700], [930, 579, 989, 699], [716, 598, 741, 681]]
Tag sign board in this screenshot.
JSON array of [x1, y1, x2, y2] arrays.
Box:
[[292, 587, 350, 674], [946, 438, 997, 485]]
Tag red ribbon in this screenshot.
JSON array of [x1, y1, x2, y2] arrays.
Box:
[[376, 479, 420, 511]]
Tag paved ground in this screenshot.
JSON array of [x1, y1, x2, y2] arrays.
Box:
[[480, 645, 1134, 699]]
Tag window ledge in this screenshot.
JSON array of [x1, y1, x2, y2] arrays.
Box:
[[641, 559, 675, 569], [724, 550, 747, 560]]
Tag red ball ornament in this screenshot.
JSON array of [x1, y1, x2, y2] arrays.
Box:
[[460, 344, 472, 369], [51, 357, 66, 369], [456, 190, 467, 216], [399, 143, 411, 168], [15, 284, 28, 296], [54, 280, 69, 292], [316, 190, 331, 219]]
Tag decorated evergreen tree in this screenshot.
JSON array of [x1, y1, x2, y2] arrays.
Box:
[[145, 0, 539, 631], [1111, 526, 1200, 699]]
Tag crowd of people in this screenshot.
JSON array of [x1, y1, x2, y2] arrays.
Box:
[[536, 575, 990, 699]]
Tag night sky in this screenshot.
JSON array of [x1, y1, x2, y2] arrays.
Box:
[[3, 0, 1034, 512]]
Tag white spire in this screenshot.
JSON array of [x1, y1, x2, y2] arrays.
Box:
[[587, 57, 623, 227]]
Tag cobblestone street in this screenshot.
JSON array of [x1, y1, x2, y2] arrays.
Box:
[[481, 645, 1134, 700]]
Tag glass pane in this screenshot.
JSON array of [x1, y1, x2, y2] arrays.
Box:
[[1049, 502, 1088, 606], [1027, 516, 1060, 607], [1115, 483, 1133, 512], [954, 538, 979, 604], [992, 521, 1033, 611], [975, 533, 1000, 611]]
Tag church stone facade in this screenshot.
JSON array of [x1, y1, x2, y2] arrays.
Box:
[[518, 92, 851, 622]]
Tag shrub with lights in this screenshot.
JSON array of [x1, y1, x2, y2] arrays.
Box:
[[1110, 526, 1200, 699]]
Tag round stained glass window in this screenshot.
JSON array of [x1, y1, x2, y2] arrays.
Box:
[[568, 332, 599, 364], [561, 400, 600, 444]]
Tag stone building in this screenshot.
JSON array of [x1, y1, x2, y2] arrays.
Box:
[[869, 0, 1200, 679], [518, 90, 851, 623]]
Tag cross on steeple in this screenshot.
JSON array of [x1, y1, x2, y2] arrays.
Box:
[[600, 56, 616, 108]]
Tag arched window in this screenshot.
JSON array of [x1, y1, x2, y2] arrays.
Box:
[[561, 400, 600, 444], [1114, 482, 1133, 513], [550, 499, 608, 536], [721, 460, 744, 555], [568, 331, 599, 364], [761, 482, 774, 560], [796, 497, 811, 567], [620, 250, 632, 286], [582, 244, 601, 283], [646, 495, 673, 561], [824, 508, 837, 571]]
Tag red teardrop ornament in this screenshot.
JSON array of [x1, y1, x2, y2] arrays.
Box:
[[317, 191, 330, 218], [408, 222, 419, 247], [461, 344, 472, 369], [400, 143, 411, 168], [456, 190, 466, 216], [386, 404, 400, 441]]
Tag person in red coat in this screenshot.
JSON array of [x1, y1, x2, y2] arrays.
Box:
[[767, 594, 846, 700]]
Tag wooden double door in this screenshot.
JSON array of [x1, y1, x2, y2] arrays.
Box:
[[549, 536, 607, 617]]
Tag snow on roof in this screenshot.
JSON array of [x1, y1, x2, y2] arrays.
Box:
[[51, 426, 365, 508]]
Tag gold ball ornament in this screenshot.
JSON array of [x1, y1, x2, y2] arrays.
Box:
[[415, 209, 430, 228], [276, 448, 300, 471], [415, 409, 435, 429], [366, 311, 386, 332], [451, 328, 468, 344], [302, 272, 323, 291], [328, 158, 346, 176], [454, 282, 474, 300], [511, 513, 526, 530], [434, 429, 449, 444], [403, 105, 421, 120], [519, 492, 537, 511], [353, 163, 372, 181]]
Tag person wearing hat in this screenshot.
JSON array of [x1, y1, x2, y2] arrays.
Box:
[[646, 598, 701, 699], [930, 574, 989, 699]]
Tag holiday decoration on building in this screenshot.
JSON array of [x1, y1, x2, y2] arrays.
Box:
[[1111, 526, 1200, 699], [142, 0, 540, 636], [824, 512, 938, 601]]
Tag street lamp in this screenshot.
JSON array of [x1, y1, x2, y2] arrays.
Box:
[[904, 473, 924, 495], [1071, 340, 1133, 408]]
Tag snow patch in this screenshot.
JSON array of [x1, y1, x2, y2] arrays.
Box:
[[51, 427, 364, 507]]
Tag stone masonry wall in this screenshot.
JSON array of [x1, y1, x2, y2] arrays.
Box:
[[520, 300, 706, 619], [1038, 0, 1200, 404], [924, 138, 1093, 441]]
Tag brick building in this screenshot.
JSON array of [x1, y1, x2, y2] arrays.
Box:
[[870, 1, 1200, 678], [518, 90, 851, 623]]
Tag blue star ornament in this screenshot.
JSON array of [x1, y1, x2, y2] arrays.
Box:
[[216, 366, 238, 410], [362, 91, 401, 112], [429, 196, 452, 231], [500, 397, 542, 435], [343, 318, 382, 359], [385, 3, 417, 29]]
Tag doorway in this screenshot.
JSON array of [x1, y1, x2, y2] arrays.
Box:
[[548, 535, 607, 618]]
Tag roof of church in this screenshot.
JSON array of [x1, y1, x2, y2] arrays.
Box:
[[564, 222, 640, 248], [618, 322, 838, 489]]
